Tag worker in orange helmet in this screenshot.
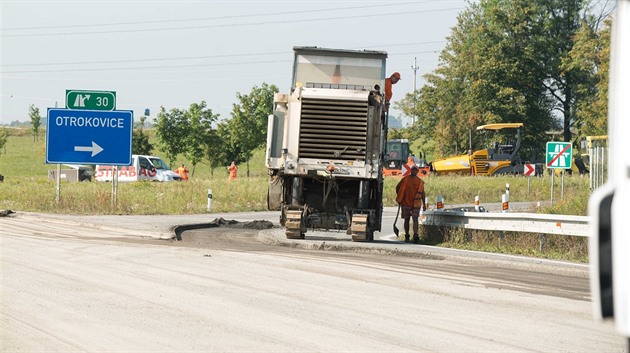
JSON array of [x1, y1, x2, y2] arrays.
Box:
[[395, 165, 426, 243], [176, 164, 189, 181], [385, 72, 401, 107], [228, 161, 238, 180]]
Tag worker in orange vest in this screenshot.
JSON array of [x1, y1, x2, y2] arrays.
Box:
[[176, 164, 189, 181], [395, 165, 426, 242], [228, 161, 238, 180], [384, 72, 401, 111]]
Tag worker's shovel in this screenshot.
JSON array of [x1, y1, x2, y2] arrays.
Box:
[[393, 204, 401, 237]]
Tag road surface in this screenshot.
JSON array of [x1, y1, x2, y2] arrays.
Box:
[[1, 212, 626, 352]]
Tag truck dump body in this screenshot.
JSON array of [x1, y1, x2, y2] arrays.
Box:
[[266, 47, 388, 241]]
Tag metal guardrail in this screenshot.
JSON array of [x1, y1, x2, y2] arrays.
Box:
[[421, 210, 589, 237]]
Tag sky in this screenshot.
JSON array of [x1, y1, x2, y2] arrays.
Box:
[[1, 0, 466, 125]]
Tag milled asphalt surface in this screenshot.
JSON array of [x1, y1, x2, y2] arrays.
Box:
[[10, 202, 544, 240], [8, 202, 586, 270]]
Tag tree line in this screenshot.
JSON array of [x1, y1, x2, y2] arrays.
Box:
[[141, 83, 278, 177], [393, 0, 612, 163]]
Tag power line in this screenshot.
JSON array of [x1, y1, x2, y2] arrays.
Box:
[[2, 7, 464, 38], [2, 1, 453, 31], [0, 49, 444, 74], [1, 41, 445, 68]]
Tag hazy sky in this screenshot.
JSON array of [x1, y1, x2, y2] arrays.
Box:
[[1, 0, 465, 125]]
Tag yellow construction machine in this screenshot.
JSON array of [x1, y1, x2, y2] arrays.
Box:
[[429, 123, 524, 176]]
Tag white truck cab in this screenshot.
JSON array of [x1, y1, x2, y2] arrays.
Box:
[[94, 154, 181, 182], [589, 0, 630, 347]]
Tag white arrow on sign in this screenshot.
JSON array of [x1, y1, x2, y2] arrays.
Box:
[[74, 141, 104, 157]]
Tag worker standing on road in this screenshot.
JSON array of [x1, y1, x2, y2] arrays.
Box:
[[384, 72, 401, 111], [228, 161, 238, 180], [395, 165, 426, 243], [176, 164, 189, 181]]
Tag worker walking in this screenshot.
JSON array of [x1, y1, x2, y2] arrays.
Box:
[[176, 164, 189, 181], [228, 161, 238, 180], [395, 165, 426, 242]]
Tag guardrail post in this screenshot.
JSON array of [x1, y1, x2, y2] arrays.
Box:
[[539, 234, 547, 253], [437, 195, 444, 211], [502, 193, 509, 213]]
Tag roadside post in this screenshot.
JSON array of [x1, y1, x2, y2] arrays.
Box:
[[207, 189, 213, 211], [546, 142, 573, 206], [524, 163, 536, 193]]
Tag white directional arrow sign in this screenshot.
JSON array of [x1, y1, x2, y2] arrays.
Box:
[[74, 141, 104, 157]]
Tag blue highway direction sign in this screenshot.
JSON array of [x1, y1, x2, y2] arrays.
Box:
[[46, 108, 133, 165]]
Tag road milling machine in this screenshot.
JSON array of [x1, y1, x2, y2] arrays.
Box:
[[266, 47, 389, 241]]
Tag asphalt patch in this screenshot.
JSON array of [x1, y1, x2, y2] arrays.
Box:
[[173, 218, 276, 240], [208, 218, 275, 230]]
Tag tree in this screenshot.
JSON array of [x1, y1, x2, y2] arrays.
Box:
[[29, 104, 41, 142], [185, 101, 218, 176], [0, 128, 9, 154], [227, 83, 279, 177], [132, 116, 153, 155], [154, 106, 188, 167], [396, 0, 604, 162], [569, 18, 611, 139], [205, 121, 241, 178], [155, 102, 220, 175]]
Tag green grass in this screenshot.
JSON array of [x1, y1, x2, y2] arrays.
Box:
[[0, 128, 592, 261]]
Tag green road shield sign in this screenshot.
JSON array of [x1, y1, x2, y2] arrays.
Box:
[[66, 90, 116, 111], [546, 142, 573, 169]]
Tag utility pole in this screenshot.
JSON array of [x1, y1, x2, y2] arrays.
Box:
[[411, 57, 419, 125]]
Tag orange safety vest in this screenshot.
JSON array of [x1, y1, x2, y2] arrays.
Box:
[[228, 164, 238, 179], [396, 175, 425, 208], [176, 167, 189, 180]]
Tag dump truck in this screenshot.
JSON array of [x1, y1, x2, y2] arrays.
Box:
[[430, 123, 524, 176], [265, 46, 389, 241]]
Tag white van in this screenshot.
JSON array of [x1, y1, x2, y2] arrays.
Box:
[[94, 154, 181, 182]]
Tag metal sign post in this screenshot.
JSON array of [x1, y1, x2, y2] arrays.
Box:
[[56, 164, 61, 204], [546, 142, 572, 207], [524, 163, 536, 194], [551, 171, 555, 206], [111, 166, 119, 207], [561, 170, 565, 199]]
